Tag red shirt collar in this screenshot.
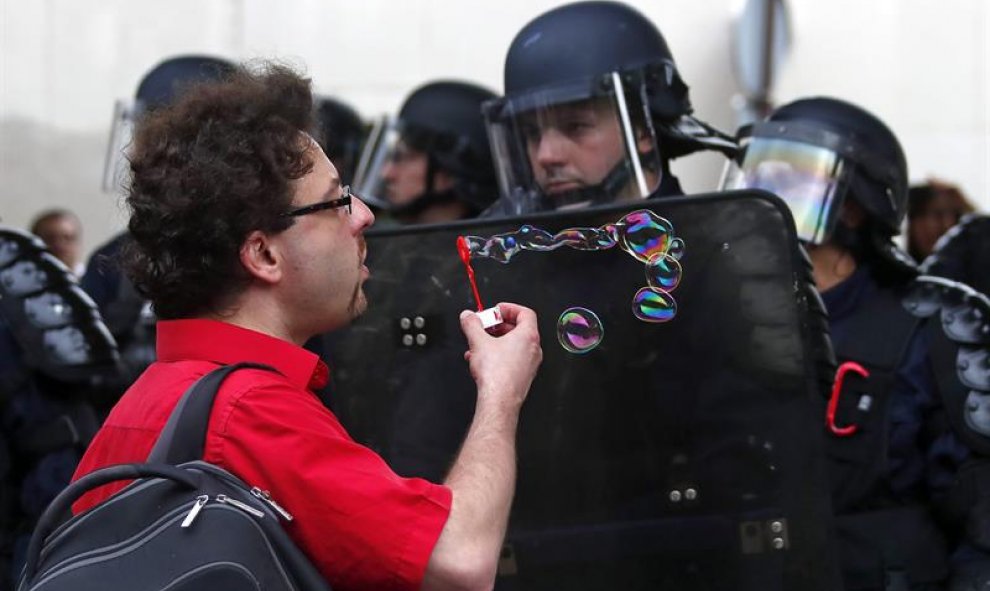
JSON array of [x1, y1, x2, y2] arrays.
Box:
[[156, 319, 329, 391]]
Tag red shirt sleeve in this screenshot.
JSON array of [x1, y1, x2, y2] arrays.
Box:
[[206, 376, 452, 591]]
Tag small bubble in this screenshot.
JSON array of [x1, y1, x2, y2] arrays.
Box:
[[632, 288, 677, 323], [556, 307, 604, 354], [667, 237, 686, 261], [646, 254, 682, 291]]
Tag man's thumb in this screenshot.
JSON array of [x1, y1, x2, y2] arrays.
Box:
[[459, 309, 484, 344]]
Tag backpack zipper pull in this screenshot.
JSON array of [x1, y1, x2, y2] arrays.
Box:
[[181, 495, 209, 528], [216, 494, 265, 518], [251, 487, 294, 521]]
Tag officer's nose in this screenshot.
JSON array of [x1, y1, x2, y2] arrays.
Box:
[[381, 159, 397, 182], [533, 128, 568, 169]]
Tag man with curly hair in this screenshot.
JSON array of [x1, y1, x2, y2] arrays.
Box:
[[69, 62, 544, 591]]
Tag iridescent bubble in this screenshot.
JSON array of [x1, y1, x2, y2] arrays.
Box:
[[667, 237, 686, 261], [632, 288, 677, 323], [519, 225, 556, 250], [646, 254, 682, 291], [554, 227, 616, 250], [617, 210, 674, 263], [603, 223, 621, 244], [556, 307, 604, 354]]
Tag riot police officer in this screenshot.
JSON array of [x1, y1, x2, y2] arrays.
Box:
[[482, 0, 737, 216], [722, 96, 990, 590], [83, 55, 236, 393], [0, 227, 118, 585], [355, 80, 499, 224]]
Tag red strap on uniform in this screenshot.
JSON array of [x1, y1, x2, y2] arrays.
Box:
[[827, 361, 870, 437]]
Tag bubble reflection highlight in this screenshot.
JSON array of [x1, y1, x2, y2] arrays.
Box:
[[557, 308, 604, 354], [632, 288, 677, 323]]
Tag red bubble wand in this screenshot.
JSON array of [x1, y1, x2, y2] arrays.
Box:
[[457, 235, 502, 328], [457, 235, 485, 311]]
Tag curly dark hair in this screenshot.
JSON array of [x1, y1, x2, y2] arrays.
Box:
[[123, 62, 315, 319]]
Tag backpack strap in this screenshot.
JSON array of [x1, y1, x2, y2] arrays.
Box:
[[147, 362, 279, 465]]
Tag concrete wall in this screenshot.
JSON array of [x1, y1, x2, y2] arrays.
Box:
[[1, 0, 987, 259]]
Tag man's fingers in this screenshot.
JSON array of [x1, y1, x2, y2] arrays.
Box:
[[494, 302, 537, 329], [459, 309, 485, 346]]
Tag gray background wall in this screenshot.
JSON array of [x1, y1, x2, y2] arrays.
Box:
[[1, 0, 987, 259]]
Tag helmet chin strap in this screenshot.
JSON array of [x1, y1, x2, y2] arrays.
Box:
[[535, 160, 638, 211]]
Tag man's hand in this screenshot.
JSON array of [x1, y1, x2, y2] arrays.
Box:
[[459, 302, 542, 410], [422, 303, 542, 591]]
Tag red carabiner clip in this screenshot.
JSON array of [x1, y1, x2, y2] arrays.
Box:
[[827, 361, 869, 436]]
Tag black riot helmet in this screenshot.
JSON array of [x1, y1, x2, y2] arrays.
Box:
[[354, 80, 499, 221], [722, 97, 909, 244], [484, 1, 737, 214], [104, 55, 236, 191], [314, 96, 366, 186], [134, 55, 235, 111]]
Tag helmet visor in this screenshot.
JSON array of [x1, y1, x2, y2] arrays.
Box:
[[350, 115, 397, 211], [484, 72, 661, 214], [102, 99, 138, 193], [721, 137, 849, 244], [352, 115, 466, 212]]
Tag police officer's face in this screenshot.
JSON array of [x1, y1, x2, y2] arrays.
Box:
[[522, 100, 626, 198], [34, 215, 82, 271], [380, 140, 428, 206]]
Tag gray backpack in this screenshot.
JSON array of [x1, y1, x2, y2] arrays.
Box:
[[17, 363, 333, 591]]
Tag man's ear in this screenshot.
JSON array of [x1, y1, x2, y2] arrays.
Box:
[[432, 169, 457, 193], [635, 125, 656, 155], [239, 230, 283, 285], [839, 199, 867, 229]]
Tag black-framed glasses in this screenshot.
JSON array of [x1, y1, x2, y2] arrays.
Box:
[[281, 185, 353, 217]]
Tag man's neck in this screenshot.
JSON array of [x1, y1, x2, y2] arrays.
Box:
[[204, 295, 309, 347], [808, 242, 858, 293]]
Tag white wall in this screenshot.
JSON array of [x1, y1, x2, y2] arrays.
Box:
[[773, 0, 989, 216], [1, 0, 987, 259]]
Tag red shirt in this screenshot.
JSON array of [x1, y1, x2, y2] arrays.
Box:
[[72, 319, 452, 591]]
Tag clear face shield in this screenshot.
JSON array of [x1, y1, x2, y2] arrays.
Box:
[[102, 99, 142, 193], [351, 115, 398, 211], [483, 72, 662, 214], [720, 122, 855, 245]]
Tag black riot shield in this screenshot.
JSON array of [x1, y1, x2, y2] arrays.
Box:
[[323, 190, 841, 591]]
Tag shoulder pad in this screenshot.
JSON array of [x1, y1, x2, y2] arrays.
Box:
[[921, 214, 990, 272], [0, 226, 119, 382], [903, 275, 990, 344], [903, 275, 990, 448]]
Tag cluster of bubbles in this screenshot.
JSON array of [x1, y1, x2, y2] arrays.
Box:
[[465, 210, 684, 353]]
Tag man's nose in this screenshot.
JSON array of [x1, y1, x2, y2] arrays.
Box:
[[534, 128, 568, 167], [352, 196, 376, 230]]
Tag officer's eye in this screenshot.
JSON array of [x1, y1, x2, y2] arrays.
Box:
[[519, 121, 542, 144], [561, 117, 593, 137]]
